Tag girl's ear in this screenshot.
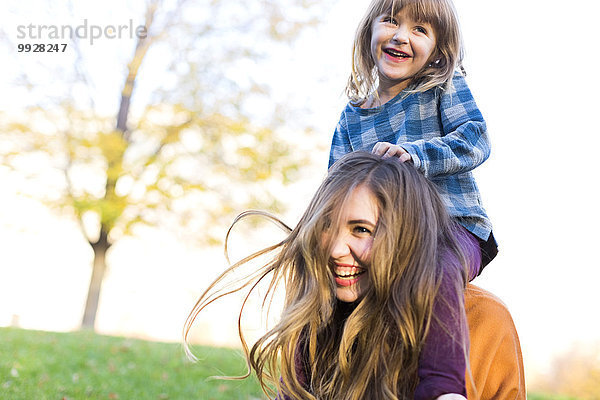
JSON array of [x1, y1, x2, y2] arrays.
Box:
[[428, 51, 445, 68]]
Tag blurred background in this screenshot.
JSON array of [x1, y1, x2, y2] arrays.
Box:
[[1, 0, 598, 397]]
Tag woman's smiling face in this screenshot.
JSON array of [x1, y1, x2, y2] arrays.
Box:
[[329, 185, 378, 303]]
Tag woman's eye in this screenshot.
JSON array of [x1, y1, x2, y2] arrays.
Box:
[[354, 226, 372, 235]]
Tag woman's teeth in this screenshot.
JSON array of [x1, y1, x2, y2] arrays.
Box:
[[335, 267, 365, 277]]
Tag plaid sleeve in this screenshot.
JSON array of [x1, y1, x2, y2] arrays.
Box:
[[328, 108, 353, 168], [401, 74, 491, 179]]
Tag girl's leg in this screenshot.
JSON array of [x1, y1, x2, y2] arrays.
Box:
[[453, 225, 482, 282]]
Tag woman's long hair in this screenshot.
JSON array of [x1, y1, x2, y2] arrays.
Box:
[[347, 0, 464, 105], [184, 152, 468, 400]]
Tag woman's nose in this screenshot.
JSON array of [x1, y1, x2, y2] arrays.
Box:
[[330, 233, 350, 259]]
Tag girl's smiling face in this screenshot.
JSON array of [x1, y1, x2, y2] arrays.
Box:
[[370, 7, 437, 96], [329, 185, 378, 303]]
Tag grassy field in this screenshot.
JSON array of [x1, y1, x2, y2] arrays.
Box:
[[0, 327, 579, 399], [0, 327, 264, 400]]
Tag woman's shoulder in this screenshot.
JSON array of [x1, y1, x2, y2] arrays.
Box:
[[464, 284, 513, 324]]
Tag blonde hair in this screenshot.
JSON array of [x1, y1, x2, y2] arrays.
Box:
[[348, 0, 464, 104], [184, 152, 468, 399]]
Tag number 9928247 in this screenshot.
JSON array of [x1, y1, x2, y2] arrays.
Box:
[[17, 43, 67, 53]]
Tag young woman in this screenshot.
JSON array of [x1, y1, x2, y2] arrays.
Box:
[[185, 152, 473, 399]]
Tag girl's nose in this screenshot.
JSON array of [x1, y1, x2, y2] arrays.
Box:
[[392, 26, 409, 44]]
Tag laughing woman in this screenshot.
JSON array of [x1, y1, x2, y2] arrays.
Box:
[[184, 152, 516, 399]]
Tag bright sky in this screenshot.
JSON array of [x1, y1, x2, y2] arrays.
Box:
[[1, 0, 599, 387]]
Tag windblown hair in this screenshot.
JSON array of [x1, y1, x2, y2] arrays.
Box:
[[347, 0, 464, 104], [184, 152, 468, 400]]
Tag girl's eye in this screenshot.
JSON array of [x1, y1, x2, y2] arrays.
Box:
[[382, 16, 398, 25], [415, 26, 427, 34]]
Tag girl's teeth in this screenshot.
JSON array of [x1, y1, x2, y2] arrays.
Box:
[[385, 49, 408, 57]]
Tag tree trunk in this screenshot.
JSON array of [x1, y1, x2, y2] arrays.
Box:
[[81, 228, 111, 329], [79, 5, 154, 330]]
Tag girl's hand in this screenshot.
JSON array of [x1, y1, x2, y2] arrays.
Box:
[[372, 142, 412, 163]]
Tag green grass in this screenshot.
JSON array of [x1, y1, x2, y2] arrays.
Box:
[[0, 327, 264, 400], [0, 327, 582, 400], [528, 394, 580, 400]]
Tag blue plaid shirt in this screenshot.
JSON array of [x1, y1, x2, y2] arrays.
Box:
[[329, 72, 492, 241]]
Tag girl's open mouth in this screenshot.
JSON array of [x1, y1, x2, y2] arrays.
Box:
[[384, 48, 410, 58]]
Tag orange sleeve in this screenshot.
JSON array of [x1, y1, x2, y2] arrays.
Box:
[[465, 284, 526, 400]]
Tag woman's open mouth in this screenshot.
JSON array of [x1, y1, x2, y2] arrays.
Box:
[[334, 264, 366, 287]]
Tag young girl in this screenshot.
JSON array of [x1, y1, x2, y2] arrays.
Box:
[[185, 152, 471, 399], [329, 0, 497, 270]]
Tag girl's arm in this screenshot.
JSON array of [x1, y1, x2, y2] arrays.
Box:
[[328, 110, 353, 169], [399, 73, 491, 179]]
